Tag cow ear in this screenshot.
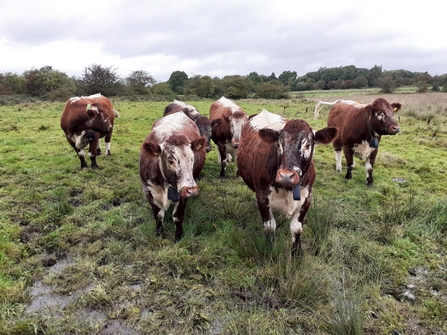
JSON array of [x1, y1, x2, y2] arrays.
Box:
[[259, 128, 280, 143], [86, 103, 102, 117], [142, 141, 162, 157], [391, 103, 401, 112], [191, 137, 206, 152], [212, 119, 222, 127], [315, 127, 338, 144]]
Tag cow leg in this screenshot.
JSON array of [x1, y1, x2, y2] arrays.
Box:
[[104, 133, 113, 156], [96, 139, 102, 155], [78, 149, 89, 168], [343, 146, 355, 180], [151, 204, 165, 238], [88, 139, 100, 169], [335, 150, 343, 172], [365, 149, 378, 186], [291, 189, 311, 257], [173, 199, 188, 241], [255, 190, 276, 245], [218, 142, 228, 178]]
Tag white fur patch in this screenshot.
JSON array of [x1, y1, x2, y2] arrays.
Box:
[[146, 181, 171, 211], [353, 140, 376, 160], [72, 132, 87, 149], [269, 185, 309, 218], [301, 138, 312, 160], [335, 150, 343, 171], [153, 113, 193, 143], [218, 96, 241, 112], [250, 109, 287, 131]]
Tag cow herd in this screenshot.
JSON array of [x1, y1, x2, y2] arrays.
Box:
[[61, 93, 401, 256]]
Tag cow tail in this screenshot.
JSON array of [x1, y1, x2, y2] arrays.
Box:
[[314, 101, 324, 119]]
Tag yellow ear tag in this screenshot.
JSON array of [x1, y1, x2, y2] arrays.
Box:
[[196, 144, 201, 150], [393, 107, 397, 111], [86, 104, 91, 110]]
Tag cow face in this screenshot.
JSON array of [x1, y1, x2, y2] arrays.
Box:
[[86, 103, 113, 133], [369, 98, 401, 135], [229, 111, 248, 148], [142, 134, 205, 199], [259, 120, 337, 187]]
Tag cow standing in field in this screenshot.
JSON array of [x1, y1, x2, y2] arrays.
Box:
[[237, 109, 337, 256], [139, 112, 207, 241], [314, 98, 401, 185], [60, 94, 120, 169], [209, 96, 248, 178], [163, 100, 212, 153]]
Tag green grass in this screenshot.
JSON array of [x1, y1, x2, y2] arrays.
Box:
[[0, 91, 447, 334]]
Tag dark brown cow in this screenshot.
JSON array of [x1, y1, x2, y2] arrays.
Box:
[[237, 109, 337, 256], [163, 100, 212, 153], [60, 93, 120, 169], [209, 96, 248, 178], [314, 98, 401, 185], [139, 112, 206, 241]]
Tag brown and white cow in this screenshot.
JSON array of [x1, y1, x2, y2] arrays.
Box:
[[237, 110, 337, 256], [163, 100, 212, 153], [139, 112, 207, 241], [60, 93, 120, 169], [209, 96, 248, 178], [314, 98, 401, 185]]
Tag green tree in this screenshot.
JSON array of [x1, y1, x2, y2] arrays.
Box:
[[222, 76, 251, 99], [255, 81, 289, 99], [126, 70, 156, 95], [352, 76, 368, 89], [278, 71, 297, 88], [23, 66, 76, 99], [0, 72, 25, 94], [168, 70, 189, 94], [184, 75, 215, 98], [376, 76, 396, 93], [151, 82, 174, 97], [78, 64, 124, 97], [369, 65, 383, 87]]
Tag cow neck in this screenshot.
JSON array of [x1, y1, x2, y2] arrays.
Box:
[[365, 112, 379, 148], [365, 112, 375, 139]]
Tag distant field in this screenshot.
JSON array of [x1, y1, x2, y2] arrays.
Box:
[[0, 92, 446, 334]]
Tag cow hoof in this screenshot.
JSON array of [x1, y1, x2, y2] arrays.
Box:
[[366, 181, 374, 187], [345, 172, 352, 179]]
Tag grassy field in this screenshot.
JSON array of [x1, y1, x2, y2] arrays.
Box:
[[0, 91, 446, 334]]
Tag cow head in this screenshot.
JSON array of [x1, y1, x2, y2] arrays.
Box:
[[368, 98, 401, 135], [86, 103, 113, 133], [228, 111, 248, 148], [259, 120, 337, 187], [195, 115, 212, 152], [142, 134, 206, 199]]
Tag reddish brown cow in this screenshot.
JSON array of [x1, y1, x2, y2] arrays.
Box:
[[60, 94, 120, 169], [209, 96, 248, 178], [139, 112, 206, 240], [314, 98, 401, 185], [163, 100, 212, 152], [237, 110, 337, 256]]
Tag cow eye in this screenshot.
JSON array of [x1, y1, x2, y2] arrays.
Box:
[[168, 159, 176, 166]]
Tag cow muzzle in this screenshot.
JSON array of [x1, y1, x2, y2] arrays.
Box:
[[231, 139, 240, 149], [178, 186, 199, 198], [389, 125, 400, 135], [275, 168, 300, 186]]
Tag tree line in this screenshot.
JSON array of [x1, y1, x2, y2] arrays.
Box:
[[1, 63, 447, 101]]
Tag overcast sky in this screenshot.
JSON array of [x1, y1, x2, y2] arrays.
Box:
[[1, 0, 445, 82]]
